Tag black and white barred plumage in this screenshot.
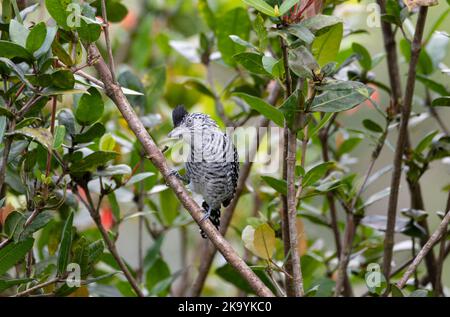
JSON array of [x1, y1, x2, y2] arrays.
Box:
[[168, 105, 239, 238]]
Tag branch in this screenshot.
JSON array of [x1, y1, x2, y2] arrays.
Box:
[[86, 43, 274, 297], [100, 0, 116, 81], [189, 82, 281, 296], [376, 0, 403, 115], [377, 0, 437, 289], [286, 120, 305, 296], [434, 191, 450, 295], [13, 277, 60, 297], [280, 36, 296, 297], [77, 186, 144, 297], [383, 6, 428, 283], [397, 198, 450, 289]]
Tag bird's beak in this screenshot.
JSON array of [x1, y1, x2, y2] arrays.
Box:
[[168, 126, 185, 139]]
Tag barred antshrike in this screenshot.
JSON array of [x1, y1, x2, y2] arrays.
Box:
[[168, 105, 239, 238]]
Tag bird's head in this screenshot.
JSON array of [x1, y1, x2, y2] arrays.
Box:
[[168, 105, 218, 141]]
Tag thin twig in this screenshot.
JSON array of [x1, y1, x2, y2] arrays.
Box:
[[13, 277, 60, 297], [434, 191, 450, 295], [100, 0, 116, 82], [78, 186, 144, 297], [397, 199, 450, 289], [383, 6, 428, 284]]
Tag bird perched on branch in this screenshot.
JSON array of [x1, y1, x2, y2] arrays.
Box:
[[168, 105, 239, 238]]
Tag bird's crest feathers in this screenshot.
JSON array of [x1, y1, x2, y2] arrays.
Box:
[[172, 105, 188, 127]]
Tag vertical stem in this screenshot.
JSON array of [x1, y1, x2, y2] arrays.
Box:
[[280, 36, 296, 297], [81, 186, 144, 297], [383, 6, 428, 284], [100, 0, 116, 82], [45, 96, 57, 178], [376, 0, 403, 115], [286, 125, 304, 296]]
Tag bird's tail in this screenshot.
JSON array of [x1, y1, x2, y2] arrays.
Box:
[[200, 201, 220, 239]]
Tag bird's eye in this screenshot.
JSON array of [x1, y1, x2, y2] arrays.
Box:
[[186, 117, 193, 126]]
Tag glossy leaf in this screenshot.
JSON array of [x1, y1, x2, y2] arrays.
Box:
[[234, 93, 284, 127]]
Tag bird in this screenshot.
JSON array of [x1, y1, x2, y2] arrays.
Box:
[[167, 105, 239, 238]]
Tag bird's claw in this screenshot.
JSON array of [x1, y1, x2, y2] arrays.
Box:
[[200, 210, 211, 223]]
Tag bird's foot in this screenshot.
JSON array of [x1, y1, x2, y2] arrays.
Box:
[[168, 169, 189, 184], [200, 208, 211, 223]]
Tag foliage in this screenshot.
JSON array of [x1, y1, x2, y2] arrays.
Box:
[[0, 0, 449, 297]]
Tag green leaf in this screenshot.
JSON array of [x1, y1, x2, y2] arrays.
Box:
[[234, 52, 269, 75], [336, 137, 362, 158], [285, 24, 315, 45], [289, 45, 319, 79], [51, 69, 75, 90], [0, 57, 34, 89], [311, 22, 343, 66], [279, 0, 299, 15], [99, 133, 116, 152], [4, 211, 25, 240], [310, 86, 371, 113], [0, 40, 34, 63], [0, 277, 34, 293], [298, 15, 343, 33], [352, 42, 372, 70], [390, 284, 405, 297], [409, 289, 430, 297], [253, 14, 268, 51], [26, 22, 46, 53], [234, 92, 284, 127], [20, 211, 54, 240], [77, 17, 102, 43], [216, 8, 251, 66], [57, 211, 74, 276], [0, 238, 34, 275], [0, 117, 6, 142], [242, 0, 276, 17], [261, 176, 287, 195], [53, 125, 66, 149], [57, 109, 76, 135], [92, 0, 128, 23], [280, 89, 302, 130], [73, 122, 105, 143], [198, 0, 215, 30], [415, 130, 438, 154], [126, 172, 155, 186], [94, 164, 131, 177], [216, 263, 276, 295], [400, 38, 434, 75], [118, 69, 146, 110], [262, 55, 284, 78], [144, 235, 165, 269], [106, 192, 121, 223], [432, 96, 450, 107], [75, 87, 104, 126], [229, 35, 258, 50], [9, 19, 29, 47], [253, 223, 276, 260], [45, 0, 71, 30], [146, 257, 171, 297], [303, 162, 335, 187], [416, 74, 449, 95], [181, 78, 214, 98], [9, 127, 53, 150], [363, 119, 384, 133], [70, 151, 117, 173]]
